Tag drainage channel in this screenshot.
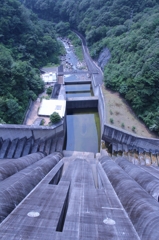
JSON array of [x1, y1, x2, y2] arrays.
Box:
[[65, 108, 100, 153], [64, 76, 100, 153], [61, 38, 100, 154]]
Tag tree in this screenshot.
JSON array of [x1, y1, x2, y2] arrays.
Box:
[[46, 87, 52, 95], [50, 112, 61, 124]]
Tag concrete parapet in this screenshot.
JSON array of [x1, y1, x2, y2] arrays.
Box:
[[102, 124, 159, 153], [0, 122, 64, 141]]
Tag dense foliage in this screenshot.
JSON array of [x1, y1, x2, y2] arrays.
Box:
[[23, 0, 159, 133], [50, 112, 61, 124], [0, 0, 62, 124]]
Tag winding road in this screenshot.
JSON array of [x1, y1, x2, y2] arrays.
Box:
[[74, 30, 104, 86]]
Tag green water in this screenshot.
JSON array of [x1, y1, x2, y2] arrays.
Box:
[[65, 109, 100, 153]]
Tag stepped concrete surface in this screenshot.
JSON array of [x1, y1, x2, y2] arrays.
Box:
[[0, 152, 63, 223], [100, 156, 159, 240], [0, 152, 140, 239], [1, 148, 159, 239]]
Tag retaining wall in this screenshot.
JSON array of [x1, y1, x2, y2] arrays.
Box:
[[22, 99, 33, 125], [102, 124, 159, 151], [0, 122, 64, 141], [91, 74, 159, 151], [92, 75, 106, 135]]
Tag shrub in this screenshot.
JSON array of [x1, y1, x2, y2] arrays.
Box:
[[40, 119, 45, 125], [110, 118, 114, 124], [47, 87, 52, 95], [50, 112, 61, 124], [121, 123, 125, 128], [132, 126, 136, 132]]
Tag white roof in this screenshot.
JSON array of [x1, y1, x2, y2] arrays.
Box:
[[38, 99, 66, 117], [41, 72, 57, 83]]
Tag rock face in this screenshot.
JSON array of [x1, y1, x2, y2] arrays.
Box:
[[97, 48, 111, 71]]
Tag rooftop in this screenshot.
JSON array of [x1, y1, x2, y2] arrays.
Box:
[[38, 99, 66, 118]]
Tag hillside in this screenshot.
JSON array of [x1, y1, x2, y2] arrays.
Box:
[[22, 0, 159, 134], [0, 0, 62, 124]]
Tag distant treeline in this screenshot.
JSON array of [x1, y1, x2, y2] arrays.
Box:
[[22, 0, 159, 134]]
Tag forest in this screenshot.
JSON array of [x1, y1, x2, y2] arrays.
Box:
[[0, 0, 62, 124], [22, 0, 159, 134], [1, 0, 159, 134]]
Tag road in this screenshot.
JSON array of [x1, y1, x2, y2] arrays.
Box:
[[73, 30, 104, 86]]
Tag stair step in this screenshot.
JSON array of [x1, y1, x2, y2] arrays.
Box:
[[128, 145, 134, 152], [22, 137, 33, 156], [50, 138, 57, 153], [144, 152, 152, 165], [6, 138, 18, 159], [0, 139, 11, 159], [44, 138, 52, 155], [31, 139, 40, 153], [140, 165, 159, 179], [0, 137, 3, 150], [151, 153, 158, 166], [138, 148, 144, 154], [122, 144, 128, 152], [117, 143, 123, 152], [112, 143, 117, 153], [39, 140, 45, 153], [14, 137, 27, 158], [56, 137, 64, 152]]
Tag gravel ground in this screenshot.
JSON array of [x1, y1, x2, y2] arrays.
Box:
[[102, 85, 157, 138]]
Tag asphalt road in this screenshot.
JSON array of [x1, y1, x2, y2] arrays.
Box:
[[74, 31, 104, 86]]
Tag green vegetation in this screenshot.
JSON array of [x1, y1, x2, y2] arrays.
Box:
[[22, 0, 159, 134], [110, 118, 114, 124], [132, 126, 136, 133], [50, 112, 61, 124], [46, 87, 53, 95], [40, 119, 45, 125], [121, 123, 125, 129], [0, 0, 62, 124], [67, 32, 84, 61], [2, 0, 159, 134]]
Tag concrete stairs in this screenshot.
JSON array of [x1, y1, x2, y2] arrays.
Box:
[[1, 149, 159, 239], [99, 154, 159, 239], [113, 156, 159, 201], [0, 135, 65, 159], [110, 142, 159, 166]]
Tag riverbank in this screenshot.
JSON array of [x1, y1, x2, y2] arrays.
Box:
[[102, 85, 156, 138]]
